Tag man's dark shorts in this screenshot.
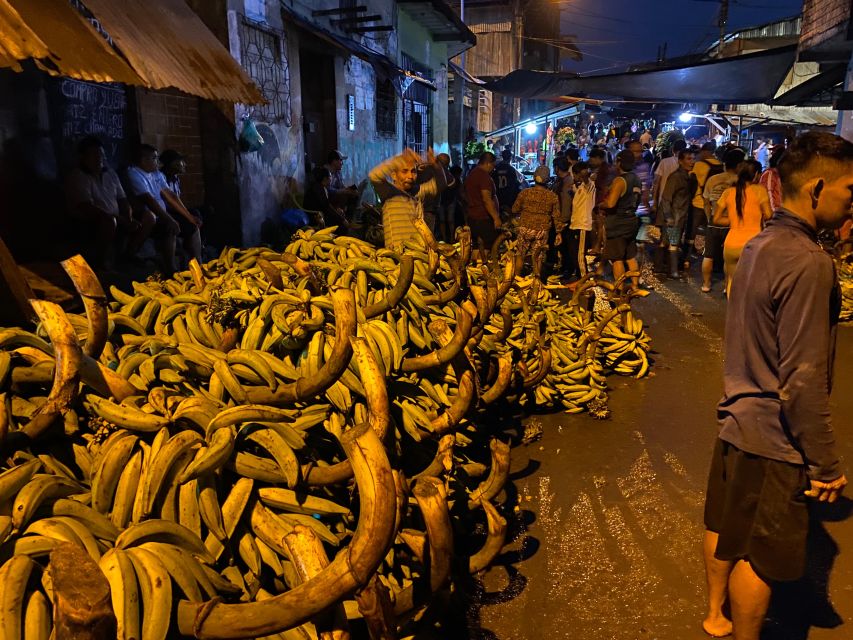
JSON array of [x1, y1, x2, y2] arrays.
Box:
[[704, 439, 809, 582], [703, 225, 728, 263], [468, 217, 498, 250], [604, 235, 637, 261]]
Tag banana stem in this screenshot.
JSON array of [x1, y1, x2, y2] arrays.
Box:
[[60, 255, 108, 359], [467, 439, 511, 509], [354, 574, 397, 640], [413, 477, 453, 593], [245, 289, 356, 405], [364, 255, 414, 319], [303, 337, 389, 486], [468, 500, 508, 574], [413, 434, 454, 479], [481, 354, 513, 405], [285, 526, 351, 640], [522, 336, 552, 389], [20, 300, 82, 443], [400, 310, 472, 373], [456, 226, 473, 268], [176, 421, 397, 639]]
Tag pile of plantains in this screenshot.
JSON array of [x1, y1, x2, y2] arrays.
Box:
[[0, 222, 651, 640]]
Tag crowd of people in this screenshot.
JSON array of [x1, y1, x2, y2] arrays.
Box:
[[367, 131, 804, 296], [65, 136, 202, 276]]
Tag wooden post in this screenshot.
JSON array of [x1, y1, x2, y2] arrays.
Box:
[[49, 543, 116, 640]]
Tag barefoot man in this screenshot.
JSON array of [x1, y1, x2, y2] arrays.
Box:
[[703, 131, 852, 639]]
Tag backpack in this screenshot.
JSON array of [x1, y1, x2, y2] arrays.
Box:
[[697, 159, 724, 183]]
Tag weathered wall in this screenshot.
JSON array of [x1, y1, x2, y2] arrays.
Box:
[[335, 55, 401, 190], [227, 0, 304, 247], [398, 9, 451, 155]]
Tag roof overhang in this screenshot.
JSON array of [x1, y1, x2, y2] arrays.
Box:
[[282, 5, 436, 95], [483, 45, 798, 105], [0, 0, 264, 104], [397, 0, 476, 57], [771, 64, 846, 106]]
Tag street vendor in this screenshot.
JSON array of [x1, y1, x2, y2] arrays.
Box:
[[368, 148, 446, 250]]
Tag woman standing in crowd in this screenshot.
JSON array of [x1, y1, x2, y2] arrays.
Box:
[[715, 159, 772, 296], [511, 165, 563, 273], [758, 144, 785, 212]]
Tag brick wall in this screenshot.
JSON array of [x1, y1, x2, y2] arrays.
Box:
[[800, 0, 851, 50], [134, 88, 205, 208]]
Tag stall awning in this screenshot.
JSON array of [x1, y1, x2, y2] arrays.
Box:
[[483, 45, 798, 105], [282, 6, 435, 95], [0, 0, 141, 83], [770, 64, 846, 106], [0, 0, 264, 104]]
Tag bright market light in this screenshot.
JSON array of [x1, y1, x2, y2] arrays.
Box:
[[525, 122, 538, 135], [678, 112, 693, 123]]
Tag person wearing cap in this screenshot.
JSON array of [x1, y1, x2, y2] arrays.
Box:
[[324, 150, 359, 209], [511, 165, 563, 274]]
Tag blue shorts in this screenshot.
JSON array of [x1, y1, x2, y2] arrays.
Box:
[[665, 223, 683, 247]]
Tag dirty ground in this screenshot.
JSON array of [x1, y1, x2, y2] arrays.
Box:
[[461, 266, 853, 640]]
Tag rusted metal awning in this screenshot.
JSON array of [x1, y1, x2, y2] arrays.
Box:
[[0, 0, 264, 104], [0, 0, 141, 82]]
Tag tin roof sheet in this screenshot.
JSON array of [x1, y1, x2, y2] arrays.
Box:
[[0, 0, 141, 82], [0, 0, 263, 104]]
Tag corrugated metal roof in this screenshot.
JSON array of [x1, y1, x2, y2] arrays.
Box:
[[0, 0, 263, 104], [0, 0, 141, 83], [82, 0, 264, 104], [470, 22, 512, 34]]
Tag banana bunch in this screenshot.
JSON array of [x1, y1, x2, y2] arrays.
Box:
[[0, 215, 654, 638]]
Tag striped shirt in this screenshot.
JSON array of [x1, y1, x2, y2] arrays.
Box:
[[369, 160, 444, 250]]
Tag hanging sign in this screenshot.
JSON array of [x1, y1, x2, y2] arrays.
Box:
[[347, 94, 355, 131]]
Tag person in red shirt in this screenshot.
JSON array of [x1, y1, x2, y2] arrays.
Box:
[[464, 151, 501, 261]]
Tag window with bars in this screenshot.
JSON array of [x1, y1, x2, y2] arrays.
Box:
[[400, 53, 432, 154], [239, 18, 291, 126], [375, 78, 397, 137]]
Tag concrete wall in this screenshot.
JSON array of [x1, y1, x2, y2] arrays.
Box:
[[398, 9, 451, 155], [225, 0, 305, 246]]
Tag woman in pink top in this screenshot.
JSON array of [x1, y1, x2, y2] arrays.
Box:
[[714, 159, 772, 296]]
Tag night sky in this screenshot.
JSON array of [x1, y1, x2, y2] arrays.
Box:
[[559, 0, 805, 74]]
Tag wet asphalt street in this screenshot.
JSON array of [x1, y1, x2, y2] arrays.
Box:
[[467, 265, 853, 640]]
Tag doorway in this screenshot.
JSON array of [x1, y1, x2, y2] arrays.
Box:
[[299, 48, 337, 175]]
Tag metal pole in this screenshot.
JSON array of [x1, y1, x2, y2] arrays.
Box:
[[718, 0, 729, 58]]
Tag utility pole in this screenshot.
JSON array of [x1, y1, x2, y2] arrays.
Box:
[[718, 0, 729, 58], [513, 0, 524, 122]]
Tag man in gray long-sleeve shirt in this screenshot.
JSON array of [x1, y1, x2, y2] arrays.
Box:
[[702, 132, 853, 640]]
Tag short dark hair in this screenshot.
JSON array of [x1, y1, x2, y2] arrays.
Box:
[[616, 149, 635, 171], [701, 141, 717, 152], [566, 148, 580, 162], [478, 151, 496, 165], [589, 148, 607, 160], [312, 166, 331, 183], [159, 149, 184, 167], [134, 143, 158, 163], [77, 135, 103, 155], [672, 139, 687, 153], [501, 149, 512, 162], [573, 161, 590, 174], [778, 132, 853, 198], [722, 148, 746, 170], [677, 149, 694, 161], [554, 156, 570, 173]]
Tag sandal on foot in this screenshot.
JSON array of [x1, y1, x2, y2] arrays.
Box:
[[701, 285, 712, 293]]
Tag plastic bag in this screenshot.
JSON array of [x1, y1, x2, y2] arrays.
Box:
[[239, 115, 264, 152], [280, 208, 310, 231]]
